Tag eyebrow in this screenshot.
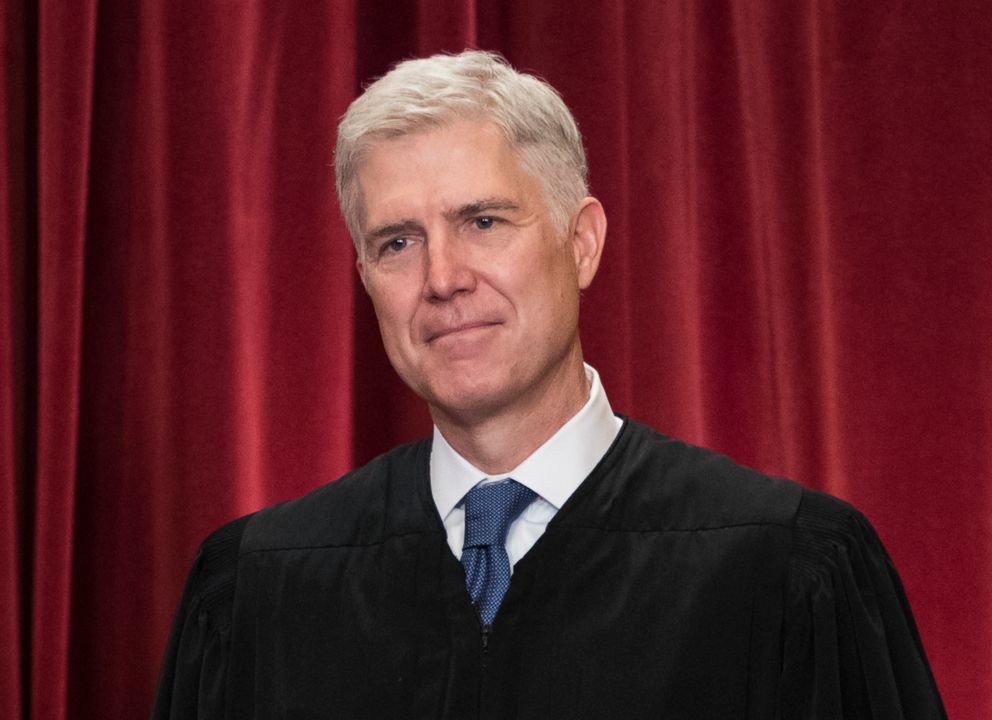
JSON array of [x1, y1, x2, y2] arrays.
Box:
[[443, 197, 522, 223], [364, 219, 424, 250]]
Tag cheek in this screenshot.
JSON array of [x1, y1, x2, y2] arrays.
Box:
[[368, 289, 413, 345], [518, 277, 580, 337], [538, 254, 581, 306]]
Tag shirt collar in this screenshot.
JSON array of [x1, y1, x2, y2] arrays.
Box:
[[430, 363, 622, 520]]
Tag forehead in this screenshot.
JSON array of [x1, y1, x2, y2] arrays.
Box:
[[356, 121, 541, 223]]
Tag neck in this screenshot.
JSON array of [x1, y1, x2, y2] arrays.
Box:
[[431, 348, 590, 474]]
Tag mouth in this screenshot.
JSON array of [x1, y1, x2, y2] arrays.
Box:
[[426, 321, 501, 343]]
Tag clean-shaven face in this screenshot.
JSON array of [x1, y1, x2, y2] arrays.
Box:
[[356, 121, 588, 426]]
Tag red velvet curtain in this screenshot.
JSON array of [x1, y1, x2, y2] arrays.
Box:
[[3, 2, 989, 718]]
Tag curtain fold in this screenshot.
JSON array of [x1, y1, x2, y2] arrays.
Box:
[[30, 3, 100, 719], [0, 0, 28, 708], [2, 1, 989, 718]]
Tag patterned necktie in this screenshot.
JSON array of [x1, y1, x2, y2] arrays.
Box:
[[460, 479, 536, 625]]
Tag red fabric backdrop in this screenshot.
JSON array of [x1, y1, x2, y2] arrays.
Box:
[[3, 1, 990, 718]]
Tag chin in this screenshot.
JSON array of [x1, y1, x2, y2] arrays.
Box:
[[421, 374, 517, 423]]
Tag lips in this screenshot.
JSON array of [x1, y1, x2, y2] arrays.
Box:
[[425, 321, 501, 343]]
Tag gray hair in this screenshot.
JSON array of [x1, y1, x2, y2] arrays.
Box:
[[335, 50, 588, 253]]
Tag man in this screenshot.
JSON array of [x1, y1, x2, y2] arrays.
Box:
[[154, 51, 945, 718]]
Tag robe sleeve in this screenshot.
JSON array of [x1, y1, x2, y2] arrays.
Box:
[[779, 489, 947, 719], [151, 514, 252, 720]]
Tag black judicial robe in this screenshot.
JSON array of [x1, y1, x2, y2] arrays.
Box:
[[153, 419, 946, 719]]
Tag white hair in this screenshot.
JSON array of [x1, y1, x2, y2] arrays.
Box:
[[335, 50, 588, 253]]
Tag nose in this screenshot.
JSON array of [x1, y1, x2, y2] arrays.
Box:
[[423, 233, 475, 301]]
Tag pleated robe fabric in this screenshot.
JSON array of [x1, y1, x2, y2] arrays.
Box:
[[152, 419, 946, 719]]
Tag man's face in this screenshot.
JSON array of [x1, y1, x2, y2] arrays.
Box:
[[355, 121, 592, 426]]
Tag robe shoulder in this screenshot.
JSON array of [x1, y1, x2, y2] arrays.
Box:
[[151, 513, 253, 719], [781, 487, 947, 718], [600, 421, 946, 717], [151, 439, 432, 718], [241, 437, 433, 552], [567, 418, 805, 531]]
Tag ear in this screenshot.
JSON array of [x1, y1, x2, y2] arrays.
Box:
[[569, 197, 607, 290]]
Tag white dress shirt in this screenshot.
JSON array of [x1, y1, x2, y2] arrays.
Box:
[[430, 364, 623, 570]]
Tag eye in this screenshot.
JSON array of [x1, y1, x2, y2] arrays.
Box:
[[382, 237, 410, 255], [473, 216, 497, 230]]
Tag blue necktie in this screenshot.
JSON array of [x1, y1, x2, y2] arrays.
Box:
[[460, 479, 536, 625]]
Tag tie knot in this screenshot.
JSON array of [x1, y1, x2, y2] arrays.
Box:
[[462, 479, 536, 549]]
